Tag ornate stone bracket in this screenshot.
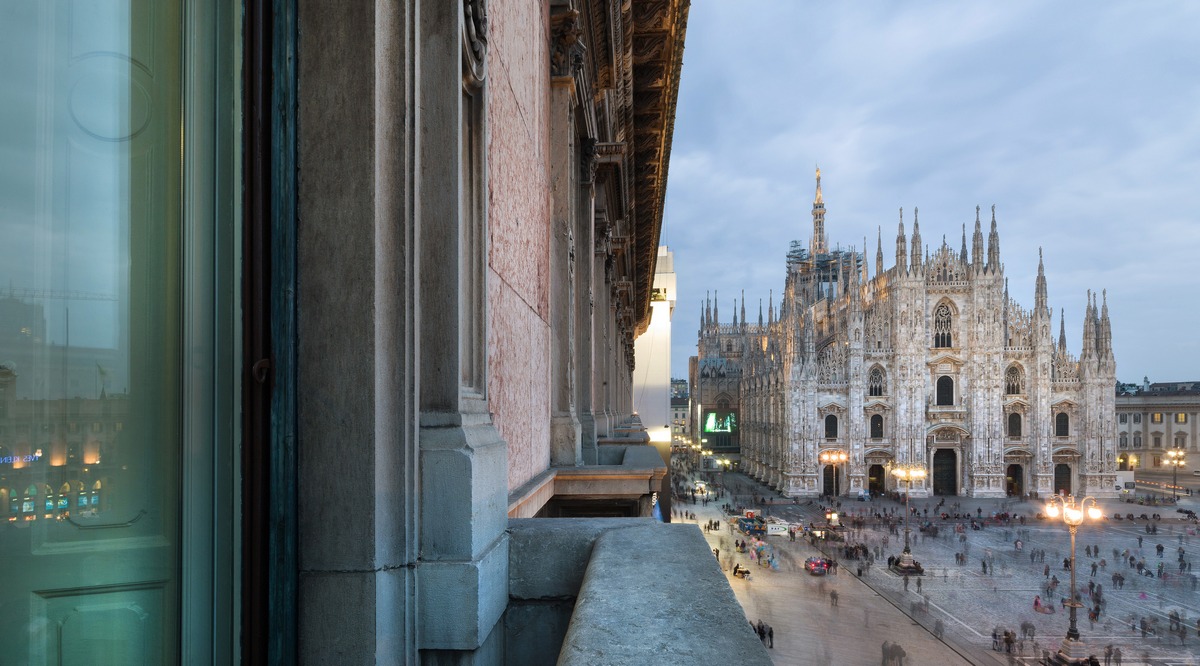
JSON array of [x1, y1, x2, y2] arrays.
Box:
[[550, 8, 586, 78], [461, 0, 488, 89]]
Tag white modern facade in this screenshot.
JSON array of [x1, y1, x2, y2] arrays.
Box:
[[634, 246, 676, 444]]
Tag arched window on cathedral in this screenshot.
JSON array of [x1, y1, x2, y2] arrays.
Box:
[[1055, 412, 1069, 437], [936, 376, 954, 406], [1005, 366, 1024, 395], [725, 341, 733, 353], [868, 367, 885, 397], [1007, 412, 1022, 437], [870, 414, 884, 439], [825, 414, 838, 439], [933, 304, 953, 348]]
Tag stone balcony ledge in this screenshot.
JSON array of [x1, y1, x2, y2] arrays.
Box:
[[506, 520, 770, 664]]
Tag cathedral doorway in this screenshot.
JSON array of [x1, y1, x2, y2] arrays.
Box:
[[822, 464, 835, 497], [1054, 464, 1072, 495], [1006, 464, 1024, 497], [932, 449, 957, 495], [868, 464, 886, 495]]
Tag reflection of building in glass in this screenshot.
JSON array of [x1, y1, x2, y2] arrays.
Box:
[[0, 364, 124, 523]]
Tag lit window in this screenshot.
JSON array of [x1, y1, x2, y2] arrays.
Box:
[[1152, 413, 1163, 424], [1176, 413, 1187, 424]]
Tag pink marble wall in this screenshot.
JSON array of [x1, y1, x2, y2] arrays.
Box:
[[488, 1, 552, 492]]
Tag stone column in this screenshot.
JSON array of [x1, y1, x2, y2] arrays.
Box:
[[548, 72, 582, 466], [414, 0, 507, 660], [592, 243, 611, 442], [296, 2, 424, 663], [575, 142, 597, 464]]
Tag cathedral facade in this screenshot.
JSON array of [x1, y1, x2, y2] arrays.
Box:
[[696, 171, 1118, 499]]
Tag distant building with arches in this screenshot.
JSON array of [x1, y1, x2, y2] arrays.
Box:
[[696, 170, 1118, 498]]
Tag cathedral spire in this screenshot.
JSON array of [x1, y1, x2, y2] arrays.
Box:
[[740, 289, 746, 326], [896, 208, 908, 273], [1100, 289, 1114, 360], [713, 290, 719, 324], [960, 225, 968, 263], [1081, 291, 1096, 359], [758, 298, 763, 327], [733, 295, 739, 327], [972, 205, 984, 272], [1034, 247, 1048, 316], [863, 237, 870, 282], [876, 227, 884, 276], [705, 291, 711, 328], [812, 166, 827, 255], [1059, 307, 1068, 352], [987, 204, 1001, 272], [910, 208, 922, 270]]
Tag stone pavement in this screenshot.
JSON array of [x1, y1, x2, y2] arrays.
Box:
[[675, 463, 1200, 665]]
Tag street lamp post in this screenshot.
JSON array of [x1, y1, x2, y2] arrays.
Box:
[[889, 463, 926, 575], [819, 449, 848, 498], [1165, 448, 1187, 501], [1044, 494, 1103, 665]]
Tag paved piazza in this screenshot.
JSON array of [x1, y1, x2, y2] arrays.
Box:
[[676, 464, 1200, 665]]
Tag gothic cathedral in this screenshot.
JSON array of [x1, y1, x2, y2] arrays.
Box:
[[694, 170, 1117, 499]]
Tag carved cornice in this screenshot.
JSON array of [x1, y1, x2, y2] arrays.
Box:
[[629, 0, 689, 336]]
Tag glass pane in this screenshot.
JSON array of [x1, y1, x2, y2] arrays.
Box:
[[0, 1, 183, 663]]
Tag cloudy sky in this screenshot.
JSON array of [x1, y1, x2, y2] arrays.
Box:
[[663, 2, 1200, 385]]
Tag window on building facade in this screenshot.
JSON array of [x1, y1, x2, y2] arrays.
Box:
[[825, 414, 838, 439], [1152, 413, 1163, 423], [1119, 434, 1128, 448], [1153, 435, 1162, 448], [1119, 414, 1127, 424], [868, 368, 885, 397], [1134, 413, 1142, 424], [1008, 413, 1022, 437], [1055, 412, 1069, 437], [936, 376, 954, 406], [1134, 433, 1142, 448], [933, 304, 952, 348], [1176, 434, 1187, 449], [870, 414, 883, 439], [1004, 366, 1023, 395], [1176, 413, 1188, 424]]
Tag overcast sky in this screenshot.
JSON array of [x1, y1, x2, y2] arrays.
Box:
[[663, 2, 1200, 386]]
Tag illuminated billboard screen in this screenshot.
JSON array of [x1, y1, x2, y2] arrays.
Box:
[[702, 410, 738, 434]]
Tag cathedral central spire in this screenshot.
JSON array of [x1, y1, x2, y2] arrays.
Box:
[[812, 166, 827, 255]]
